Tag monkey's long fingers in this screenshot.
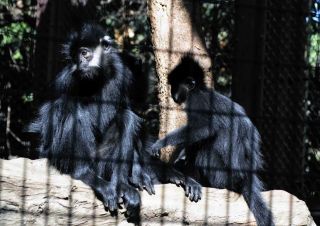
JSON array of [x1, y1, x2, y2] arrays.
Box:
[[108, 199, 118, 212], [196, 188, 202, 202], [138, 183, 144, 191], [193, 192, 199, 202], [185, 186, 190, 197], [194, 193, 199, 202], [188, 186, 195, 201], [174, 178, 183, 186], [118, 196, 124, 207], [192, 186, 202, 202], [150, 183, 156, 195]]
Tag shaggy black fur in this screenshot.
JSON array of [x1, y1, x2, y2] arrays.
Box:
[[150, 56, 275, 226], [28, 24, 201, 221]]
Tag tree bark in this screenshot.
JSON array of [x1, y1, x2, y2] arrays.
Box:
[[0, 158, 316, 226], [147, 0, 212, 161]]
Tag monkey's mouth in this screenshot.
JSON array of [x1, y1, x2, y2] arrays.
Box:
[[173, 98, 183, 105], [172, 94, 186, 105], [77, 67, 101, 79]]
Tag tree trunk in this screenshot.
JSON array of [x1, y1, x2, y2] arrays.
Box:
[[0, 158, 316, 226], [147, 0, 212, 161]]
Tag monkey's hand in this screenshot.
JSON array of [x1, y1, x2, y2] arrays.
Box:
[[150, 139, 166, 158], [184, 177, 202, 202]]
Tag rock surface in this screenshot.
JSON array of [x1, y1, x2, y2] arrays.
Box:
[[0, 158, 316, 225]]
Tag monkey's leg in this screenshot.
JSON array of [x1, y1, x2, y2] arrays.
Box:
[[109, 110, 144, 187]]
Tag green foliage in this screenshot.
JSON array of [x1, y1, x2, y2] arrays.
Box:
[[1, 22, 32, 45], [308, 34, 320, 67], [0, 20, 35, 112], [98, 0, 152, 66], [0, 2, 36, 155], [0, 22, 34, 64], [201, 2, 235, 95], [22, 93, 33, 103], [0, 0, 13, 6]]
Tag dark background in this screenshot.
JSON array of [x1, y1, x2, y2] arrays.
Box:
[[0, 0, 319, 223]]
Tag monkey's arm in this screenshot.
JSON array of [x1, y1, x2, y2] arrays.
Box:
[[150, 125, 214, 157]]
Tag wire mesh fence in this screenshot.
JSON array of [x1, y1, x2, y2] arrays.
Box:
[[0, 0, 319, 225]]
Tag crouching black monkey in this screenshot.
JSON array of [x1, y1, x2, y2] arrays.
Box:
[[150, 56, 275, 226], [28, 23, 143, 219], [27, 24, 201, 220]]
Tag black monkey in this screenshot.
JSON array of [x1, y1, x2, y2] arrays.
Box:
[[27, 24, 201, 220], [28, 23, 144, 218], [150, 56, 275, 226]]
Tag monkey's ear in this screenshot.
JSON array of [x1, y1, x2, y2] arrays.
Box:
[[186, 77, 196, 90], [100, 36, 114, 48]]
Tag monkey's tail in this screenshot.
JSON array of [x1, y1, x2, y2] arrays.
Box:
[[242, 179, 275, 226]]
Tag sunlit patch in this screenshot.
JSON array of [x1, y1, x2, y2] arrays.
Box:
[[88, 46, 103, 68]]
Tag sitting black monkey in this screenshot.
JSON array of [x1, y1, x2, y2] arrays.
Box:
[[27, 24, 202, 221], [150, 56, 275, 226], [28, 23, 143, 218]]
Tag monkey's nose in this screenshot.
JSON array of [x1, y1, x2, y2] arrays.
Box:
[[84, 53, 93, 61]]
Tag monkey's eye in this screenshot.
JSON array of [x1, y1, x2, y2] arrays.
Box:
[[186, 77, 196, 90], [81, 50, 88, 56], [79, 48, 91, 58]]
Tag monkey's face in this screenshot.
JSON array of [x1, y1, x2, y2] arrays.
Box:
[[76, 36, 114, 79], [170, 77, 195, 104]]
